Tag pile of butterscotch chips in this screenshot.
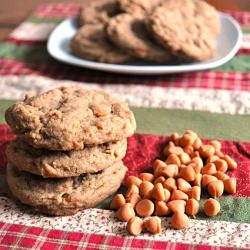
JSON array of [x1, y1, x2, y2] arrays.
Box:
[[110, 130, 237, 235]]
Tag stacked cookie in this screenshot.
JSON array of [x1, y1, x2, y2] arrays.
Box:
[[5, 87, 136, 216], [70, 0, 221, 64]]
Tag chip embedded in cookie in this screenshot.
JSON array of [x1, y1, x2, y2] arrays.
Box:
[[5, 87, 136, 151], [6, 138, 127, 178], [70, 23, 134, 63], [77, 0, 120, 26], [7, 162, 127, 216], [148, 0, 220, 61], [107, 13, 172, 62]]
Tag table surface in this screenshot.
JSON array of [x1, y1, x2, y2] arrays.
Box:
[[0, 1, 249, 249]]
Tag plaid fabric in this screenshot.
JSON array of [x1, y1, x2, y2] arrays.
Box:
[[0, 58, 250, 91], [0, 222, 240, 250]]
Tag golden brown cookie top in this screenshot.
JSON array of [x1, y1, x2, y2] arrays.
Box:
[[77, 0, 120, 26], [119, 0, 162, 17], [148, 0, 220, 61], [5, 87, 136, 150], [107, 13, 173, 62]]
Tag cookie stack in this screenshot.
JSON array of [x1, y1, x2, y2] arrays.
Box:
[[5, 87, 136, 216], [70, 0, 220, 64]]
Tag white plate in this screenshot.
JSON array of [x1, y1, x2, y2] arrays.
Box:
[[47, 13, 242, 75]]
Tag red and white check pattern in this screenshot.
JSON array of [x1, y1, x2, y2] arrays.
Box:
[[0, 59, 250, 92], [0, 222, 240, 250]]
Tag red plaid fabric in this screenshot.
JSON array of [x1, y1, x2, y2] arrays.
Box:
[[1, 59, 250, 91], [0, 222, 238, 250]]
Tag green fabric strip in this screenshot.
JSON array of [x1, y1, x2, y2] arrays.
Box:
[[214, 55, 250, 72], [132, 107, 250, 142], [0, 42, 250, 72], [27, 16, 64, 24], [1, 101, 250, 142], [242, 27, 250, 33], [0, 100, 14, 123], [0, 43, 53, 64]]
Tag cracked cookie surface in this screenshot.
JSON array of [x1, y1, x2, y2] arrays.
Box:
[[148, 0, 220, 61], [107, 13, 172, 62], [77, 0, 120, 26], [7, 161, 127, 216], [119, 0, 162, 17], [70, 23, 134, 63], [5, 87, 136, 150], [6, 138, 127, 178]]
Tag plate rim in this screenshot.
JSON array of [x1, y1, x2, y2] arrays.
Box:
[[47, 12, 243, 75]]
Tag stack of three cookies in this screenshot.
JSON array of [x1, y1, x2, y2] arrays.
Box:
[[5, 87, 136, 215]]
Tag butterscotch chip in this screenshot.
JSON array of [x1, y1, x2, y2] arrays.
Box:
[[7, 162, 127, 216], [77, 0, 119, 26], [170, 211, 189, 229], [6, 138, 127, 178], [171, 190, 189, 201], [126, 193, 142, 208], [107, 13, 172, 62], [70, 24, 134, 63], [116, 203, 136, 221], [144, 216, 161, 234], [148, 0, 220, 61], [135, 199, 154, 217], [127, 216, 143, 235], [126, 176, 142, 187], [167, 200, 186, 213], [110, 194, 126, 210], [185, 198, 199, 218], [139, 173, 154, 182], [139, 181, 154, 197], [155, 201, 169, 216], [5, 87, 136, 150], [207, 180, 224, 198], [201, 163, 217, 175], [223, 178, 236, 194], [214, 171, 229, 181], [204, 198, 220, 217], [223, 155, 237, 170]]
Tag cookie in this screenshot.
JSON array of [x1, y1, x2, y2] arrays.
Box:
[[5, 87, 136, 151], [119, 0, 162, 17], [70, 23, 133, 63], [6, 138, 127, 178], [148, 0, 220, 61], [107, 14, 172, 62], [6, 161, 127, 216], [77, 0, 119, 27]]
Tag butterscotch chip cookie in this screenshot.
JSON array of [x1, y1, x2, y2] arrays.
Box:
[[148, 0, 220, 61], [6, 138, 127, 178], [5, 87, 136, 151], [70, 23, 133, 63], [7, 161, 127, 216], [119, 0, 162, 17], [107, 14, 172, 62], [77, 0, 119, 27]]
